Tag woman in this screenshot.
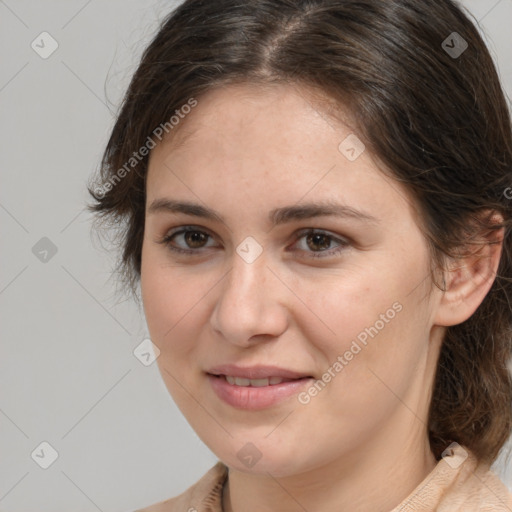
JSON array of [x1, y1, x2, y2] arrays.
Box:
[[89, 0, 512, 510]]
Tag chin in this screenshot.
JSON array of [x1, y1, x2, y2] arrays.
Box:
[[206, 438, 313, 478]]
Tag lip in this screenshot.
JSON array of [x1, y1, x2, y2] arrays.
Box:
[[206, 364, 315, 410], [207, 364, 312, 380]]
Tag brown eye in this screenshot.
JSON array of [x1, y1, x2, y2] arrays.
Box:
[[292, 229, 350, 259], [306, 233, 332, 251], [158, 227, 217, 255], [183, 230, 209, 248]]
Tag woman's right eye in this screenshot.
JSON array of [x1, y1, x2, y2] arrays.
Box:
[[157, 227, 218, 255]]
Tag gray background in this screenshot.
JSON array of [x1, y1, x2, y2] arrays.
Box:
[[1, 1, 511, 511]]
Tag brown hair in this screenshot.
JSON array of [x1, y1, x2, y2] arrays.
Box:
[[88, 0, 512, 465]]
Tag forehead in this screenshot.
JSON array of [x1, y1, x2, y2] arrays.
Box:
[[148, 83, 359, 179], [155, 82, 355, 151], [150, 86, 347, 190], [145, 82, 419, 230]]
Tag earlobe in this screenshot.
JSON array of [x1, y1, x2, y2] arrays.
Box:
[[434, 221, 504, 328]]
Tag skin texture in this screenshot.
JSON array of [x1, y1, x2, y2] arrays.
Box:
[[140, 83, 503, 512]]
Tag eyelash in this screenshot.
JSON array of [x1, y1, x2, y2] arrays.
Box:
[[157, 226, 350, 259]]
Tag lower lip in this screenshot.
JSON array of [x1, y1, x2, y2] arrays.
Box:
[[207, 374, 314, 410]]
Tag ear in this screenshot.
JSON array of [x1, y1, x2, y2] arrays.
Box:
[[433, 212, 505, 327]]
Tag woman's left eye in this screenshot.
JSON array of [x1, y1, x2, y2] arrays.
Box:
[[157, 226, 350, 259], [291, 229, 350, 258]]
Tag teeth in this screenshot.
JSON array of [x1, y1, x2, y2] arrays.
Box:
[[224, 376, 286, 386], [250, 378, 271, 387]]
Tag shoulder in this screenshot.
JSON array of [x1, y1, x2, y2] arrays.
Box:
[[443, 447, 512, 510], [462, 462, 512, 511], [134, 461, 228, 512], [392, 444, 512, 511]]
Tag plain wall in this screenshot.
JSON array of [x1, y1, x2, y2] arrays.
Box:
[[1, 1, 511, 510]]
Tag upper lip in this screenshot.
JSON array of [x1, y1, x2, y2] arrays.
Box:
[[207, 364, 312, 380]]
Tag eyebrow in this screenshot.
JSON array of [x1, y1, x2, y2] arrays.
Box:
[[147, 198, 380, 226]]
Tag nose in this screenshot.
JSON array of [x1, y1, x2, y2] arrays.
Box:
[[209, 246, 288, 347]]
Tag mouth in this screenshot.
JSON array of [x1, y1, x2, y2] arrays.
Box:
[[207, 364, 314, 381], [206, 367, 315, 410], [208, 374, 312, 387]]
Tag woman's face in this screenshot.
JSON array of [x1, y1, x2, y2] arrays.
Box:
[[141, 83, 444, 477]]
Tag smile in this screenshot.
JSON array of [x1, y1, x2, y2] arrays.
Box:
[[223, 375, 295, 386], [207, 373, 314, 410]]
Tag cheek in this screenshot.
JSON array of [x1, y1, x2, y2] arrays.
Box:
[[296, 257, 430, 397], [140, 255, 208, 411], [141, 247, 187, 349], [140, 250, 216, 364], [285, 264, 401, 356], [294, 305, 424, 453], [321, 296, 429, 422]]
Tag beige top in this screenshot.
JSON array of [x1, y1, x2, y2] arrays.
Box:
[[135, 444, 512, 511]]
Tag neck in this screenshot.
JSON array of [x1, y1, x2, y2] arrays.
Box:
[[222, 419, 437, 512]]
